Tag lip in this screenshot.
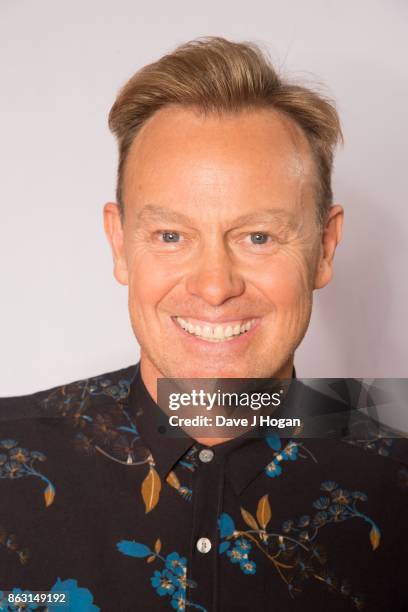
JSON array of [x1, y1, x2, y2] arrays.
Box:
[[171, 315, 261, 347]]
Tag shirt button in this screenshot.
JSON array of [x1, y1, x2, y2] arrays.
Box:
[[196, 537, 212, 554], [199, 448, 214, 463]]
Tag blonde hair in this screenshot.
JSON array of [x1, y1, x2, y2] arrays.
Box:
[[109, 36, 343, 223]]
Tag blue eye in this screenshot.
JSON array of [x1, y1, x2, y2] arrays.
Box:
[[161, 231, 180, 243], [250, 233, 269, 244]]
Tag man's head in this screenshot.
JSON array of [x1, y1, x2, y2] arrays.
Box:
[[104, 37, 343, 388]]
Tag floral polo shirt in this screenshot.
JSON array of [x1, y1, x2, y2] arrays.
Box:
[[0, 362, 407, 611]]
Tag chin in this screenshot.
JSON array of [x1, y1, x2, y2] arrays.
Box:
[[167, 360, 269, 380]]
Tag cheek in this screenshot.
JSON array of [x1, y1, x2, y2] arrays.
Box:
[[254, 251, 313, 311], [127, 255, 179, 312]]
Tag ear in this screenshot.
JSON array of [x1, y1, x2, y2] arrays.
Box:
[[103, 202, 129, 286], [314, 204, 344, 289]]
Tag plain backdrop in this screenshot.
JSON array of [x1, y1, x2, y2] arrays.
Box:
[[1, 0, 407, 396]]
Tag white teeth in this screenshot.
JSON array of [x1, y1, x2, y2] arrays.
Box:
[[203, 326, 212, 338], [214, 325, 224, 339], [175, 317, 257, 341], [224, 325, 233, 338]]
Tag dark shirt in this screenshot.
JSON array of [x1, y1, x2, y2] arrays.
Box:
[[0, 363, 407, 611]]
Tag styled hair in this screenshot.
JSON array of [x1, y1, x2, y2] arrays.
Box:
[[109, 36, 343, 224]]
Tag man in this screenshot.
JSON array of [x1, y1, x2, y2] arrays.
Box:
[[1, 37, 407, 611]]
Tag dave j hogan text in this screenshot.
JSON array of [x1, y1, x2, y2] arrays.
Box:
[[168, 415, 301, 429]]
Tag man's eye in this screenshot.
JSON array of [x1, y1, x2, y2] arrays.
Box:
[[160, 231, 180, 243], [249, 232, 271, 245]]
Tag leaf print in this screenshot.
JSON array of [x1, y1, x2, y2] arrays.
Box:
[[116, 540, 152, 558], [154, 538, 162, 554], [219, 541, 231, 554], [166, 470, 181, 490], [266, 433, 281, 451], [147, 555, 156, 563], [240, 507, 259, 531], [369, 525, 381, 551], [256, 494, 272, 530], [165, 470, 192, 502], [49, 578, 99, 611], [218, 513, 235, 538], [44, 482, 55, 507], [141, 467, 162, 513], [218, 481, 380, 608]]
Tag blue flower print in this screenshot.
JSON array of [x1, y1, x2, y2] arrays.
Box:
[[235, 538, 251, 553], [240, 559, 256, 575], [40, 370, 194, 514], [151, 570, 176, 596], [0, 440, 55, 507], [171, 589, 187, 610], [352, 491, 368, 502], [281, 442, 299, 461], [165, 552, 187, 577], [0, 580, 99, 612], [328, 504, 345, 521], [117, 538, 207, 611], [42, 374, 148, 470], [265, 442, 299, 478], [313, 511, 328, 526], [264, 438, 316, 480], [226, 541, 256, 575], [219, 518, 257, 575], [0, 440, 17, 451], [227, 546, 245, 564], [218, 487, 380, 607], [297, 515, 310, 528], [331, 489, 352, 505], [265, 460, 282, 477], [320, 480, 337, 492], [313, 496, 331, 510]]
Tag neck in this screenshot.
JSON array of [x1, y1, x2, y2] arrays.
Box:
[[139, 354, 295, 447]]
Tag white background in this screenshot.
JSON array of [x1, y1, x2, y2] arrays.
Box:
[[1, 0, 407, 396]]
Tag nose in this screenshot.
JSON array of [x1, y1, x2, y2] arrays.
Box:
[[185, 241, 245, 307]]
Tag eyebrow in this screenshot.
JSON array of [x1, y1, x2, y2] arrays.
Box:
[[136, 205, 193, 224], [136, 204, 296, 226]]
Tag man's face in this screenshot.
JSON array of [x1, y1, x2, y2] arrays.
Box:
[[105, 106, 342, 382]]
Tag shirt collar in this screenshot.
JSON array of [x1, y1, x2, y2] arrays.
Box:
[[127, 363, 194, 480], [126, 362, 349, 495]]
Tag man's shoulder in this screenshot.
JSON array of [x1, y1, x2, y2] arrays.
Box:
[[297, 378, 408, 470], [0, 363, 139, 423], [338, 413, 408, 474]]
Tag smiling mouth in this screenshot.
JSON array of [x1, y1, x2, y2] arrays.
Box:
[[173, 316, 258, 342]]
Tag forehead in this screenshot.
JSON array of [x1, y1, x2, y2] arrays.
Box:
[[122, 105, 316, 219]]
